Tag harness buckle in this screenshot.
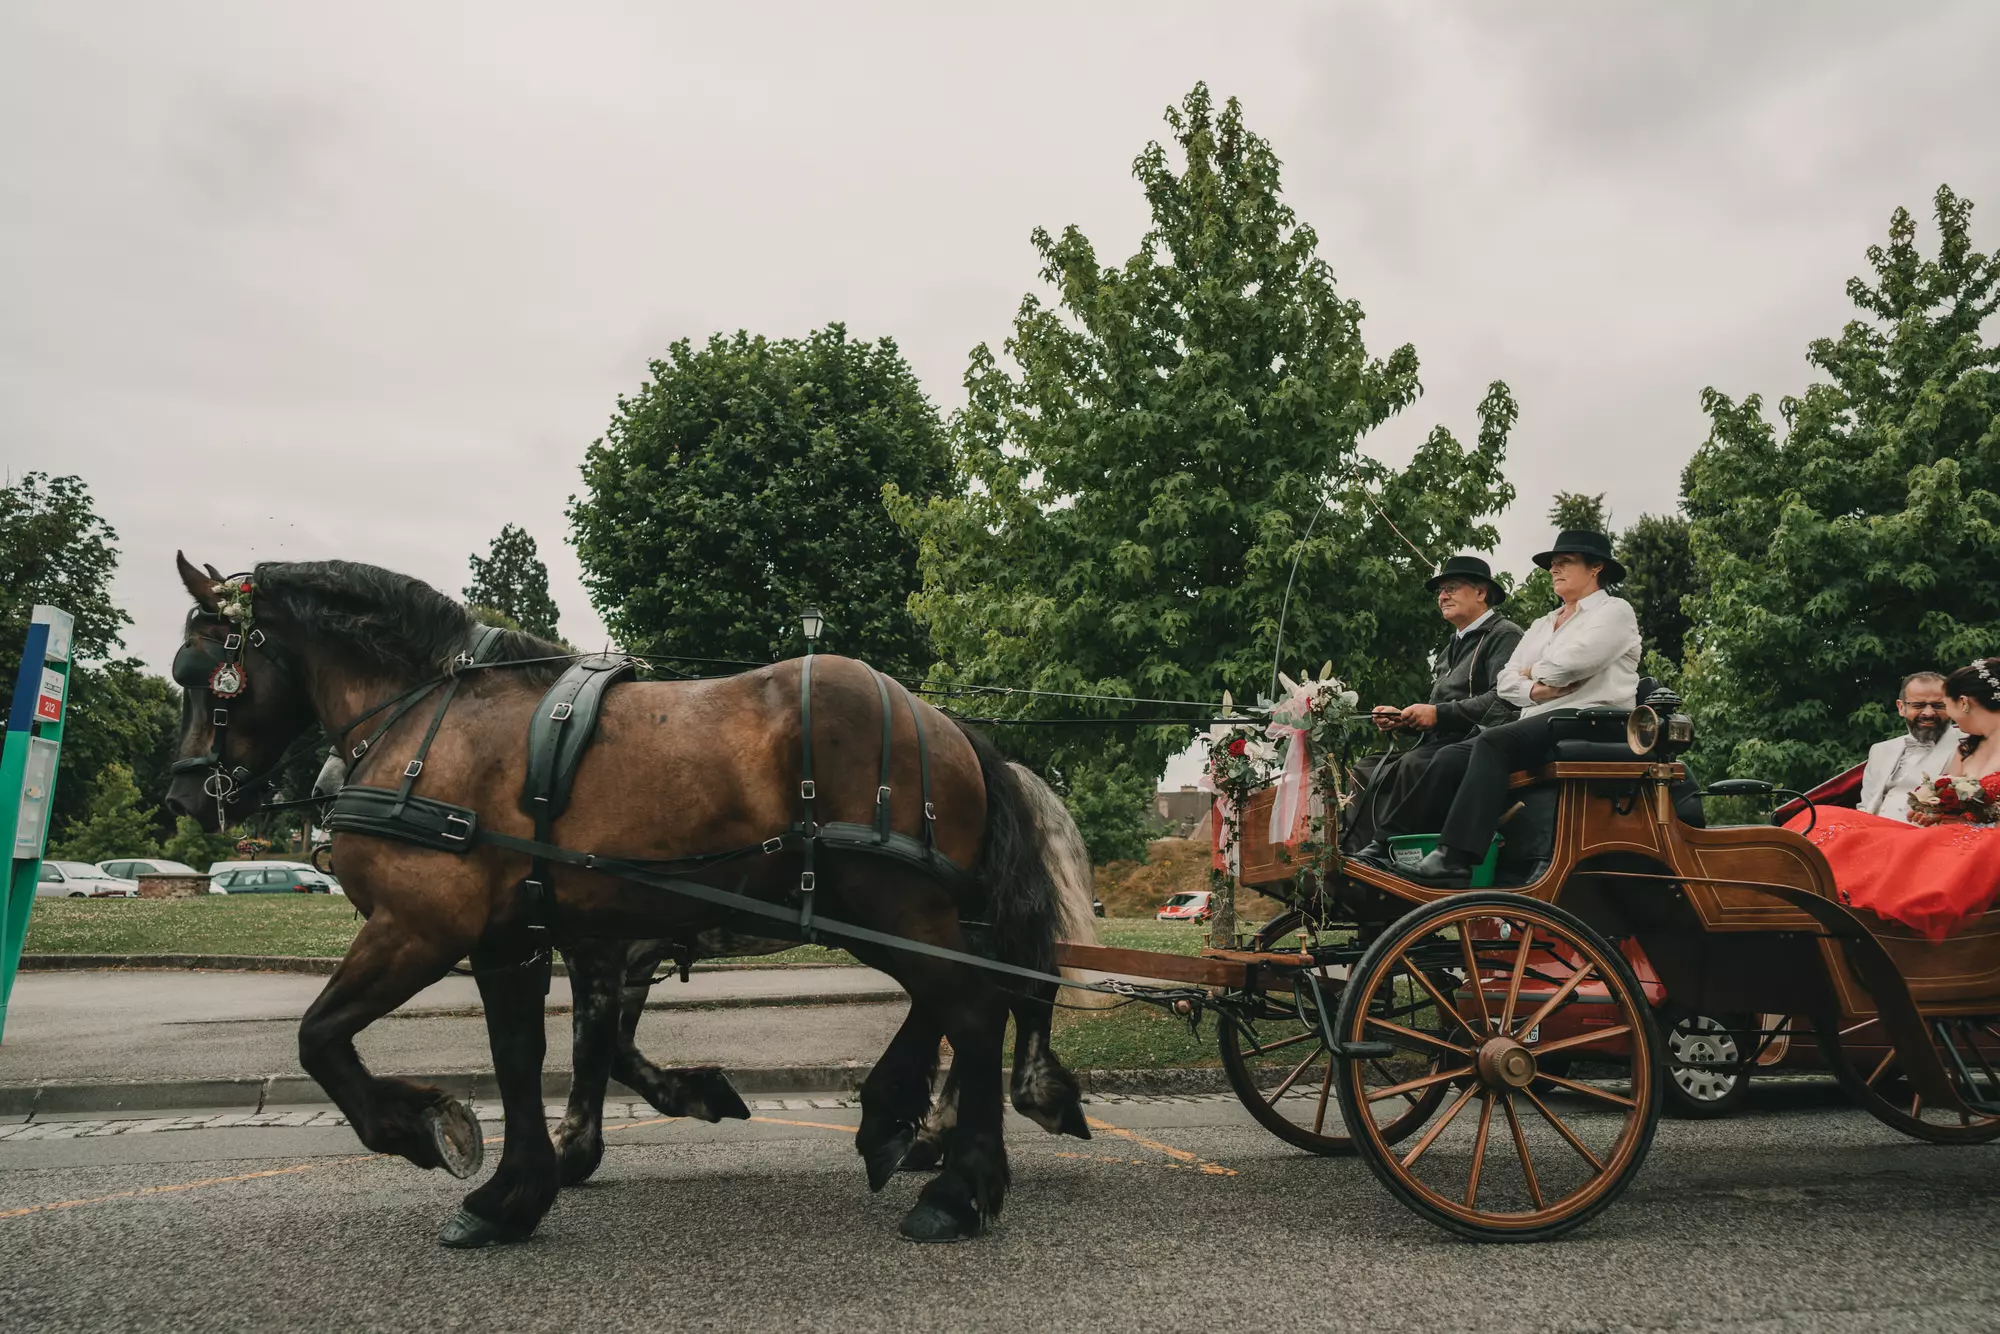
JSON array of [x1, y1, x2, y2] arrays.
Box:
[[351, 738, 370, 760], [441, 814, 472, 843], [212, 707, 230, 726], [800, 779, 816, 800], [800, 871, 816, 893], [248, 629, 266, 648], [924, 802, 937, 821], [761, 837, 785, 854], [453, 651, 476, 670], [404, 760, 423, 779], [224, 633, 242, 651], [549, 701, 573, 721], [876, 785, 892, 805]]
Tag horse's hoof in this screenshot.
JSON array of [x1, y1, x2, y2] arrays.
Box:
[[679, 1068, 752, 1123], [862, 1127, 914, 1192], [898, 1138, 943, 1173], [1057, 1101, 1091, 1140], [425, 1100, 484, 1180], [556, 1136, 604, 1187], [437, 1206, 532, 1249], [899, 1201, 981, 1243]]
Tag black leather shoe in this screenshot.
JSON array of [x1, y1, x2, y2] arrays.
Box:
[[1405, 847, 1476, 887], [1348, 840, 1391, 866]]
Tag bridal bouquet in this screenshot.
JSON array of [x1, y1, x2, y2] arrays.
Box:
[[1908, 771, 2000, 826]]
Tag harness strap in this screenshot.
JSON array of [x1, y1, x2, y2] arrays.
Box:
[[870, 669, 894, 843], [796, 656, 817, 939], [898, 678, 936, 850]]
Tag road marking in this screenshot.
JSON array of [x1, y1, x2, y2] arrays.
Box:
[[0, 1154, 384, 1220], [1054, 1151, 1218, 1174], [748, 1116, 858, 1134], [1085, 1114, 1236, 1176]]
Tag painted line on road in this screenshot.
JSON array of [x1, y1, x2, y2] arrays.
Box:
[[0, 1153, 385, 1220], [1054, 1151, 1221, 1174], [749, 1116, 859, 1134], [1085, 1114, 1236, 1176]]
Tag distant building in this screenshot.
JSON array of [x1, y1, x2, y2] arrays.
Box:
[[1156, 785, 1211, 838]]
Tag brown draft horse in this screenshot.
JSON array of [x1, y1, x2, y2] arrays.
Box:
[[165, 556, 1091, 1246]]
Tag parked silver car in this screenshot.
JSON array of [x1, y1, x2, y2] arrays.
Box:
[[98, 858, 203, 880], [37, 862, 140, 898]]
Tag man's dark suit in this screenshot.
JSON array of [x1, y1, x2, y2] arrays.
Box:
[[1343, 614, 1524, 849]]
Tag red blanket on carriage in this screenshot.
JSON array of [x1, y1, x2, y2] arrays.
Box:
[[1785, 791, 2000, 940]]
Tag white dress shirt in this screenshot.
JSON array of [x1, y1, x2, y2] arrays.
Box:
[[1496, 589, 1642, 719], [1453, 609, 1498, 642], [1860, 727, 1964, 821]]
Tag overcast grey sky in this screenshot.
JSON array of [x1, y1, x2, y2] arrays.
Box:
[[5, 2, 1997, 683]]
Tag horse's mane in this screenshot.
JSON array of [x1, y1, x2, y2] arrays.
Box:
[[252, 560, 570, 686]]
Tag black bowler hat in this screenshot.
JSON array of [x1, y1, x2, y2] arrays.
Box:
[[1533, 530, 1626, 586], [1425, 554, 1508, 605]]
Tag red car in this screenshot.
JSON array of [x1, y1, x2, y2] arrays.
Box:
[[1157, 891, 1213, 923]]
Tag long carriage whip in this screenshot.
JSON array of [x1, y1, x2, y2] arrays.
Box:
[[1268, 484, 1438, 700]]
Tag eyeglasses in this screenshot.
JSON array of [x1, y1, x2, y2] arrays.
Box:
[[1904, 702, 1949, 712]]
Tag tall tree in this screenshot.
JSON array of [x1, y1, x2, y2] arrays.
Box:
[[1683, 184, 2000, 788], [465, 524, 562, 641], [0, 473, 175, 828], [1618, 512, 1698, 673], [571, 323, 950, 675], [888, 84, 1516, 855], [49, 764, 158, 863]]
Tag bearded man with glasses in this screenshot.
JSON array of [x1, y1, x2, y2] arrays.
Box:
[[1859, 671, 1965, 821]]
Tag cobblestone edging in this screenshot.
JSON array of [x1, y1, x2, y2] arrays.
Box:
[[0, 1066, 1230, 1121], [17, 954, 859, 976], [0, 1091, 1246, 1140]]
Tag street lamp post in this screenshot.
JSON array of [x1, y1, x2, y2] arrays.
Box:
[[801, 606, 824, 655]]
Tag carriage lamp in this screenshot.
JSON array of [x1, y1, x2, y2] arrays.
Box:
[[801, 606, 825, 654]]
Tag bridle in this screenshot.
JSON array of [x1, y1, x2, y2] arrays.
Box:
[[168, 596, 305, 827]]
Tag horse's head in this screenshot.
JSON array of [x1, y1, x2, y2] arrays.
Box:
[[165, 551, 320, 830]]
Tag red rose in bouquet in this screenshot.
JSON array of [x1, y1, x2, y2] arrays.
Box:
[[1228, 738, 1247, 757], [1934, 776, 1962, 812]]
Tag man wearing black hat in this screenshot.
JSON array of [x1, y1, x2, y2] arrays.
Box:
[[1405, 530, 1642, 886], [1344, 555, 1524, 857]]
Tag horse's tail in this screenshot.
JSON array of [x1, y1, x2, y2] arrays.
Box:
[[954, 727, 1088, 976], [1003, 761, 1121, 1010]]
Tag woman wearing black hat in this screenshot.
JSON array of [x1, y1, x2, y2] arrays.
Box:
[[1404, 530, 1642, 887], [1344, 555, 1523, 856]]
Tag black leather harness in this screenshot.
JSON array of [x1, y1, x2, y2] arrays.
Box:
[[323, 644, 975, 952]]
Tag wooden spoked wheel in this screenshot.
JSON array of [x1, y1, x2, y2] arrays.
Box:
[[1333, 893, 1662, 1241], [1817, 1013, 2000, 1145], [1217, 911, 1450, 1155]]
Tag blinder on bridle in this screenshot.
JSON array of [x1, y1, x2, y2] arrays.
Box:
[[168, 596, 298, 818]]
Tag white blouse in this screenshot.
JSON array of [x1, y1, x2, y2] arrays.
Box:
[[1496, 589, 1642, 719]]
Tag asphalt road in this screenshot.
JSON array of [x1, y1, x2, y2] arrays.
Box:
[[2, 1082, 1997, 1332]]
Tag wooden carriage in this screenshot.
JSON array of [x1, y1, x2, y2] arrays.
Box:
[[1058, 734, 2000, 1241]]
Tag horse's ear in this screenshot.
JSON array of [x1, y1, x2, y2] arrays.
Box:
[[177, 551, 224, 612], [203, 562, 224, 582]]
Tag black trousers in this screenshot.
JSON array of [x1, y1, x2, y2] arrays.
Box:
[[1354, 736, 1476, 845], [1438, 711, 1577, 858]]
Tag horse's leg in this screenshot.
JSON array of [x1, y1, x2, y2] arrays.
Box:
[[298, 916, 484, 1177], [853, 1004, 944, 1190], [438, 945, 559, 1248], [608, 951, 750, 1124], [901, 1045, 954, 1173], [899, 971, 1011, 1242], [1007, 982, 1090, 1138], [551, 938, 631, 1186]]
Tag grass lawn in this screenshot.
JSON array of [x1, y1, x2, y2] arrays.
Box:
[[24, 895, 365, 958]]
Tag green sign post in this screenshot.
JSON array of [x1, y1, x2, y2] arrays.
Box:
[[0, 606, 74, 1043]]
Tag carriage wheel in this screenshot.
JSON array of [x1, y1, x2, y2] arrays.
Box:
[[1816, 1014, 2000, 1145], [1334, 893, 1662, 1242], [1217, 911, 1451, 1155]]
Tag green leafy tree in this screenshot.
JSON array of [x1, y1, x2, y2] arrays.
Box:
[[1683, 184, 2000, 788], [161, 816, 240, 874], [888, 84, 1517, 856], [1618, 512, 1698, 675], [465, 524, 562, 640], [571, 323, 950, 675], [0, 473, 176, 829], [49, 764, 158, 863]]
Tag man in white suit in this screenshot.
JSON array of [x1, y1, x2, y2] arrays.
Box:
[[1860, 672, 1964, 821]]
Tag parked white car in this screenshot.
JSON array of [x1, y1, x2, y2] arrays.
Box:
[[37, 862, 140, 898], [208, 860, 341, 895], [98, 858, 203, 880]]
